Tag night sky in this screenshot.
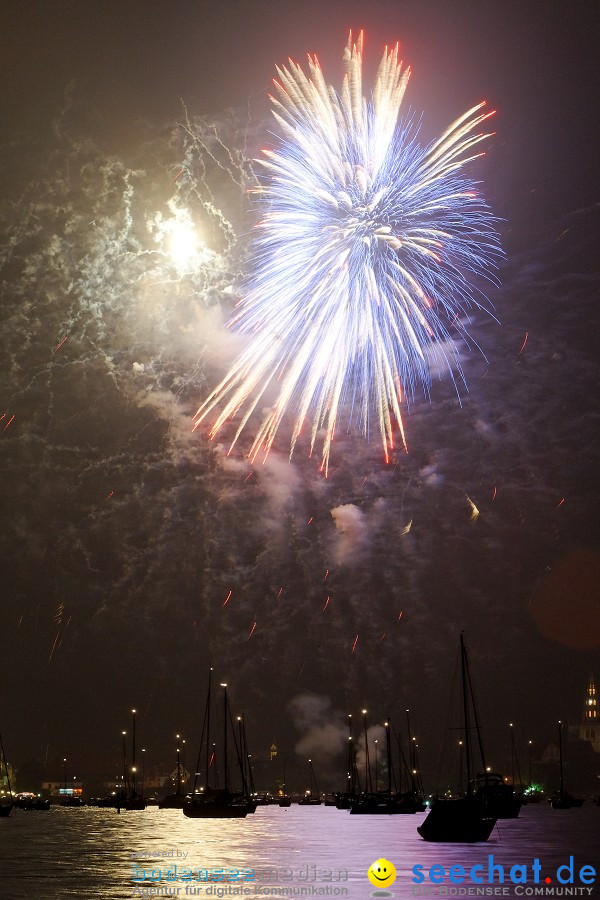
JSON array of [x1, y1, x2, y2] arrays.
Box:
[[1, 0, 599, 791]]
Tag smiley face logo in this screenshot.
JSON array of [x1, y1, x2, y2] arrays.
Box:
[[367, 858, 396, 888]]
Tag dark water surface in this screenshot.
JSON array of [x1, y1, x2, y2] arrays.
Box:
[[0, 804, 598, 899]]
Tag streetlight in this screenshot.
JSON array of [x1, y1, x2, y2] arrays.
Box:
[[121, 731, 127, 799], [528, 741, 533, 789]]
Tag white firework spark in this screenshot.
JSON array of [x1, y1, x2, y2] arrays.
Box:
[[195, 32, 502, 473]]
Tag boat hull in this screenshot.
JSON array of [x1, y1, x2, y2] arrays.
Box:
[[551, 793, 584, 810], [183, 801, 248, 818], [417, 798, 496, 843]]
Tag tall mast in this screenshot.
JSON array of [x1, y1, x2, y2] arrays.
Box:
[[0, 730, 12, 800], [406, 709, 416, 794], [347, 715, 354, 795], [385, 718, 392, 799], [460, 634, 472, 794], [362, 709, 372, 793], [221, 683, 228, 791], [132, 708, 137, 797], [205, 668, 213, 789], [558, 720, 564, 797]]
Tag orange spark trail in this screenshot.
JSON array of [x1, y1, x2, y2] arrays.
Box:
[[48, 632, 60, 664], [519, 332, 528, 354], [54, 336, 68, 353], [3, 414, 15, 431], [323, 596, 330, 611], [248, 621, 257, 639], [351, 634, 359, 653], [223, 590, 232, 606]]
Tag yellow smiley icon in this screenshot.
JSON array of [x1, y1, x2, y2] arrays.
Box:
[[368, 858, 396, 888]]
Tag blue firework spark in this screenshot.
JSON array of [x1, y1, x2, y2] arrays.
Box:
[[195, 32, 502, 473]]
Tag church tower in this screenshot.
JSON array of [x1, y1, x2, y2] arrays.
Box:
[[584, 676, 597, 721], [579, 675, 600, 752]]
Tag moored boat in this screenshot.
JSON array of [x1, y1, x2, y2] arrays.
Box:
[[417, 635, 496, 842], [183, 673, 251, 819], [0, 729, 13, 817], [550, 721, 584, 810]]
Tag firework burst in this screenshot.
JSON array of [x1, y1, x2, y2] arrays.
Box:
[[195, 32, 502, 473]]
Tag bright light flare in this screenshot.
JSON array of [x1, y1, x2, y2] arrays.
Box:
[[150, 202, 207, 272], [167, 215, 200, 269]]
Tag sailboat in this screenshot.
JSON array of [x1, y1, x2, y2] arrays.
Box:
[[121, 709, 146, 811], [0, 729, 13, 817], [277, 759, 292, 807], [298, 759, 322, 805], [335, 714, 360, 809], [184, 673, 249, 818], [550, 721, 584, 809], [417, 635, 496, 842], [351, 718, 415, 814], [159, 735, 187, 809]]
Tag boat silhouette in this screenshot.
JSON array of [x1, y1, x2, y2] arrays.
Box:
[[417, 635, 496, 842]]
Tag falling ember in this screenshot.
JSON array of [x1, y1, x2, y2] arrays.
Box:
[[3, 414, 15, 431], [466, 495, 480, 523], [243, 471, 254, 483], [380, 632, 386, 640], [223, 590, 232, 606], [556, 497, 565, 508], [398, 610, 404, 621], [519, 332, 529, 354], [53, 335, 68, 353], [323, 596, 330, 611], [323, 569, 329, 580], [351, 634, 359, 653], [105, 491, 114, 500], [492, 486, 497, 500], [400, 518, 413, 535], [277, 587, 283, 598], [307, 516, 314, 525], [247, 621, 257, 639]]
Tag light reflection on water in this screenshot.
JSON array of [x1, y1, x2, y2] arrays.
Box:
[[0, 804, 598, 899]]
